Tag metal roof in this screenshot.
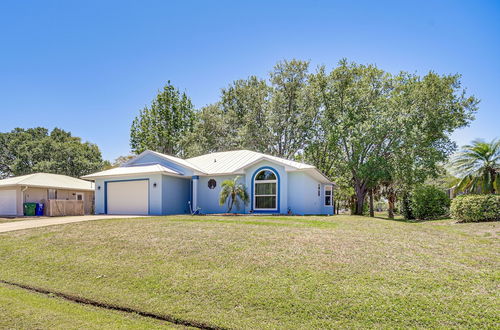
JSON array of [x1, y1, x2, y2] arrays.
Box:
[[81, 164, 182, 179], [147, 150, 207, 173], [186, 150, 315, 174], [0, 173, 94, 191], [81, 150, 333, 184]]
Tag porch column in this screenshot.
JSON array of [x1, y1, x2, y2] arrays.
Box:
[[192, 176, 199, 212]]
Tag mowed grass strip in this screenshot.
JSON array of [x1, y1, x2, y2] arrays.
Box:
[[0, 217, 35, 224], [0, 215, 498, 328], [0, 283, 178, 329]]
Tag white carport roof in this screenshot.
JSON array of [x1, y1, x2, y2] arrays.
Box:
[[0, 173, 94, 191], [81, 164, 182, 180]]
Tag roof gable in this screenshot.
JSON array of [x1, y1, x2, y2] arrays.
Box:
[[124, 150, 205, 175], [81, 164, 182, 180]]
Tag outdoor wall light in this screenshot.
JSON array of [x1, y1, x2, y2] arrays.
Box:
[[153, 183, 157, 188], [97, 186, 101, 190]]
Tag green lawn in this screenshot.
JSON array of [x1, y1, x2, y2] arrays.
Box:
[[0, 215, 498, 328], [0, 217, 36, 224], [0, 283, 175, 329]]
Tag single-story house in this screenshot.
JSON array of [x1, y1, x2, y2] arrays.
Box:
[[0, 173, 94, 216], [82, 150, 334, 216]]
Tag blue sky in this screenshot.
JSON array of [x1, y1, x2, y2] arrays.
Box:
[[0, 0, 498, 162]]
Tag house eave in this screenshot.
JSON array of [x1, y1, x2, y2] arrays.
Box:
[[81, 171, 186, 181], [0, 183, 94, 191]]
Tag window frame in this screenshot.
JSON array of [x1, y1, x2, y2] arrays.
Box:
[[324, 185, 333, 207], [47, 189, 57, 200], [253, 169, 278, 211], [207, 179, 217, 189]]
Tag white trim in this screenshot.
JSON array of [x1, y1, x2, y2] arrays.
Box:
[[233, 156, 299, 173], [253, 169, 278, 211], [324, 185, 333, 207], [82, 171, 184, 180]]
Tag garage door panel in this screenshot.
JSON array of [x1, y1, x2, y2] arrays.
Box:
[[0, 190, 17, 216], [106, 180, 149, 215]]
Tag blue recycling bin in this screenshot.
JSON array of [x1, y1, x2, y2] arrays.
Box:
[[35, 203, 44, 216]]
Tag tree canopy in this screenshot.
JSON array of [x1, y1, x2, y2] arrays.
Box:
[[0, 127, 106, 179], [307, 60, 478, 214], [130, 59, 479, 216], [130, 81, 195, 157], [450, 139, 499, 194], [184, 60, 319, 158]]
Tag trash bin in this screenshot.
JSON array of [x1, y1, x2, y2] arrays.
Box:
[[35, 203, 44, 216], [23, 203, 37, 216]]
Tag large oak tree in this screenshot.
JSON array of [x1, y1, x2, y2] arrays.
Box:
[[307, 60, 478, 214], [0, 127, 105, 178]]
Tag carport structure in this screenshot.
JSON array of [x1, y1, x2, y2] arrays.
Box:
[[0, 173, 94, 216]]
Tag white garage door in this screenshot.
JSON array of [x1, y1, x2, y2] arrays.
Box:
[[0, 190, 17, 216], [107, 180, 149, 215]]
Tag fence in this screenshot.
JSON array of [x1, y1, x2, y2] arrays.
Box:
[[46, 200, 85, 216]]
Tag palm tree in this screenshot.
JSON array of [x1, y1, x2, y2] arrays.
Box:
[[219, 176, 249, 213], [450, 139, 499, 194]]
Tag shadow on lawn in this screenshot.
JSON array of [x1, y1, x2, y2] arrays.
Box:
[[372, 214, 451, 224], [170, 216, 338, 229]]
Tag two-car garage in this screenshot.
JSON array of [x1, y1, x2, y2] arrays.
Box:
[[106, 180, 149, 215]]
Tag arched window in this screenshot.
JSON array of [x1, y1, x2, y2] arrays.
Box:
[[253, 169, 278, 210]]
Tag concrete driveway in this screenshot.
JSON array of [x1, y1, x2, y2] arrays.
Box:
[[0, 215, 146, 233]]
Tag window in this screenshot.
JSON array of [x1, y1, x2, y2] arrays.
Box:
[[324, 185, 333, 206], [48, 189, 57, 200], [76, 193, 84, 201], [208, 179, 217, 189], [254, 169, 277, 210]]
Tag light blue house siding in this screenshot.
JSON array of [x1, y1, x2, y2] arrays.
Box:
[[287, 171, 334, 215], [91, 152, 333, 216], [196, 175, 247, 214], [162, 175, 191, 214], [95, 174, 191, 215]]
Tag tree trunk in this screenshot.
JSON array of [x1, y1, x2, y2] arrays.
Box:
[[349, 195, 356, 215], [353, 180, 367, 215], [228, 195, 235, 212], [387, 190, 395, 219], [369, 189, 374, 217]]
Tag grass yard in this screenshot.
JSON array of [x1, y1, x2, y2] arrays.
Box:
[[0, 217, 38, 224], [0, 283, 173, 329], [0, 215, 498, 328]]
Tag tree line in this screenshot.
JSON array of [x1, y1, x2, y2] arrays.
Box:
[[130, 59, 479, 215], [0, 127, 106, 179]]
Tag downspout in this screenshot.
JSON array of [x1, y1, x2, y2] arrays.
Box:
[[21, 186, 28, 216], [21, 186, 28, 202]]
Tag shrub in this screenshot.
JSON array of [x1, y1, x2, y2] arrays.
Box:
[[410, 185, 450, 220], [400, 191, 415, 220], [450, 194, 500, 222]]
